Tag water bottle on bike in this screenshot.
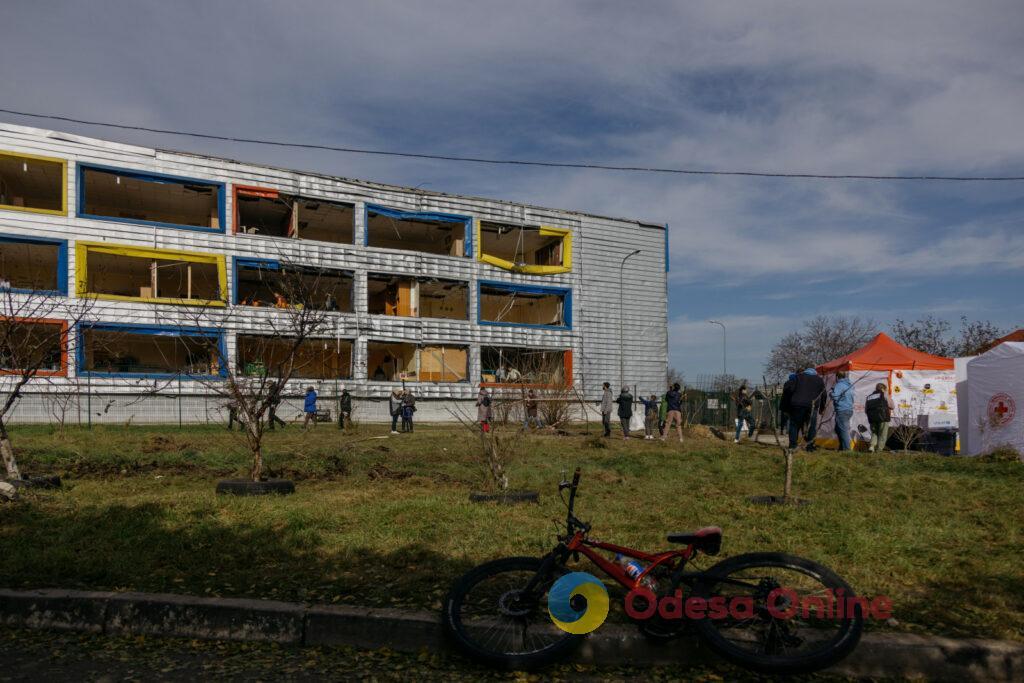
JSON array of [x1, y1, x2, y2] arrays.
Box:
[[615, 553, 658, 591]]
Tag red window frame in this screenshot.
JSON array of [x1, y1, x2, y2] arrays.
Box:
[[0, 316, 69, 377]]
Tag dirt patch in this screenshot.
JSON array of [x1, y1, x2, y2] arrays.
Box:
[[141, 435, 190, 454], [685, 425, 726, 441], [368, 462, 414, 481]]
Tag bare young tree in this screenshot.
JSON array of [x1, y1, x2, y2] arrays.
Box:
[[0, 288, 98, 480], [765, 315, 876, 381], [891, 315, 1005, 357], [156, 259, 339, 482]]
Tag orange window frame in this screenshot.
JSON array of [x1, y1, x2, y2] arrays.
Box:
[[0, 316, 69, 377], [232, 185, 282, 235], [480, 350, 572, 390]]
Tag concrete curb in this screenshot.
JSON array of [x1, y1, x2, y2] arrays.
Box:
[[2, 588, 1022, 680]]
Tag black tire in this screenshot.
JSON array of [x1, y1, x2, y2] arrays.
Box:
[[691, 552, 863, 675], [216, 479, 295, 496], [443, 556, 583, 669]]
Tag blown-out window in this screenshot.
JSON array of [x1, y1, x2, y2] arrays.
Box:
[[234, 259, 353, 312], [366, 205, 471, 257], [366, 341, 468, 383], [480, 346, 571, 388], [78, 165, 224, 232], [478, 282, 570, 329], [366, 273, 468, 321], [237, 335, 353, 380], [0, 151, 66, 216], [78, 324, 223, 378], [0, 318, 67, 376], [76, 242, 227, 306], [478, 220, 571, 274], [0, 234, 67, 294], [234, 186, 354, 244]]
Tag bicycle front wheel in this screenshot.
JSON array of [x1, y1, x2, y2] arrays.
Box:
[[443, 556, 582, 669], [691, 552, 863, 675]]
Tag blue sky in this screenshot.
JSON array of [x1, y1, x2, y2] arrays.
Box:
[[3, 0, 1023, 381]]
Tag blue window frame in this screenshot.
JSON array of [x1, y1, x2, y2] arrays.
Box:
[[232, 257, 279, 305], [0, 233, 68, 295], [364, 204, 472, 257], [477, 280, 572, 330], [77, 163, 226, 234], [77, 322, 226, 379]]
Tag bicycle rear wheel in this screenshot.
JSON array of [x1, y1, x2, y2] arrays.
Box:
[[443, 556, 582, 669], [691, 552, 863, 675]]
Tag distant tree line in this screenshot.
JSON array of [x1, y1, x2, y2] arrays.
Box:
[[764, 315, 1013, 381]]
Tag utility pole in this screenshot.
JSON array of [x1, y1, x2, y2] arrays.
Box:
[[619, 249, 641, 388]]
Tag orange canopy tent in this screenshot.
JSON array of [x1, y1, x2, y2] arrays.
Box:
[[816, 333, 954, 373]]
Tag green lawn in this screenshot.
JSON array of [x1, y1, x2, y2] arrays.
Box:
[[1, 423, 1021, 642]]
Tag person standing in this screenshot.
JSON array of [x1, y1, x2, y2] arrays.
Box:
[[302, 386, 318, 430], [733, 383, 755, 443], [389, 387, 403, 434], [599, 382, 613, 437], [661, 383, 684, 443], [830, 371, 855, 451], [779, 372, 797, 434], [338, 386, 352, 430], [865, 382, 894, 453], [787, 369, 826, 451], [476, 387, 492, 432], [523, 389, 542, 430], [267, 393, 287, 431], [401, 390, 416, 433], [615, 386, 634, 439], [639, 394, 660, 439]]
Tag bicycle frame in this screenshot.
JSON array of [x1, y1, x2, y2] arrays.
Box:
[[566, 533, 694, 591]]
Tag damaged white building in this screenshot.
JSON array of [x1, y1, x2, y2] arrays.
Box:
[[0, 122, 668, 423]]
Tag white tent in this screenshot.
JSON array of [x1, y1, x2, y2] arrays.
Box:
[[965, 342, 1024, 456]]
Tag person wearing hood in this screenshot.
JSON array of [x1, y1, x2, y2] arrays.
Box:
[[302, 386, 318, 430], [830, 371, 855, 451], [599, 382, 613, 437], [661, 383, 684, 443], [787, 368, 826, 451], [614, 386, 634, 439]]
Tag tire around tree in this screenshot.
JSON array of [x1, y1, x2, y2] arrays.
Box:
[[216, 479, 295, 496]]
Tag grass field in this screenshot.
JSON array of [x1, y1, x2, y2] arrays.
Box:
[[1, 423, 1021, 642]]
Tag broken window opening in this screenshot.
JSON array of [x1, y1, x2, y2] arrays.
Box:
[[480, 346, 570, 387], [0, 319, 66, 375], [79, 165, 223, 231], [366, 273, 468, 320], [366, 205, 470, 257], [479, 283, 569, 328], [234, 187, 354, 244], [365, 341, 469, 383], [0, 235, 66, 294], [80, 325, 222, 378], [77, 243, 226, 306], [236, 335, 353, 380], [478, 220, 571, 274], [0, 151, 65, 215], [235, 260, 353, 312]]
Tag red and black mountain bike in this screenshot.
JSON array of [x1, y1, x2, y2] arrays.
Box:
[[444, 468, 863, 675]]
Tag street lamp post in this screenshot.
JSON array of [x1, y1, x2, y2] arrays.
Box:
[[708, 320, 727, 377], [619, 249, 642, 388]]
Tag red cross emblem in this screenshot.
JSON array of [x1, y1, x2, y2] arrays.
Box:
[[988, 394, 1016, 427]]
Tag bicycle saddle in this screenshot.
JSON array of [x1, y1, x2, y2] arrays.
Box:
[[667, 526, 722, 555]]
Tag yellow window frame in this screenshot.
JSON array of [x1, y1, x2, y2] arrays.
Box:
[[75, 241, 228, 307], [476, 220, 572, 275], [0, 149, 68, 217]]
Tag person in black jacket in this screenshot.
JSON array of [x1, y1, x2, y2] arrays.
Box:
[[779, 372, 797, 434], [787, 368, 827, 451], [337, 387, 352, 430], [614, 387, 634, 439]]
